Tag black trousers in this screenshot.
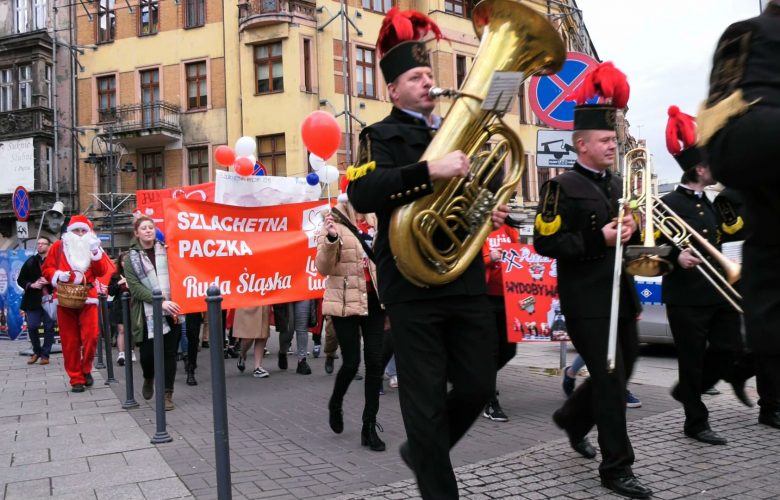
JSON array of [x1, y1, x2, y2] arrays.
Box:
[[667, 304, 743, 434], [329, 291, 385, 423], [743, 242, 780, 413], [488, 295, 517, 402], [185, 313, 202, 369], [556, 316, 639, 479], [387, 295, 496, 500], [139, 316, 181, 391]]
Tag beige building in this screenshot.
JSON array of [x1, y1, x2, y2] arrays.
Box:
[[69, 0, 598, 249]]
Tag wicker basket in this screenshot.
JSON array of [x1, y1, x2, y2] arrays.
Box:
[[57, 282, 89, 310]]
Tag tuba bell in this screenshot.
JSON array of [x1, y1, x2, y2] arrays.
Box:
[[389, 0, 565, 287]]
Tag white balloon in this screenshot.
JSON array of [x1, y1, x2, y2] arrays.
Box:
[[309, 153, 327, 171], [245, 154, 257, 166], [320, 165, 340, 183], [235, 136, 256, 157]]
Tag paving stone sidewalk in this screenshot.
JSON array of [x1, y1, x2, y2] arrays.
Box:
[[0, 340, 192, 500]]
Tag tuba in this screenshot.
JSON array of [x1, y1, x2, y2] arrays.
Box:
[[389, 0, 565, 287]]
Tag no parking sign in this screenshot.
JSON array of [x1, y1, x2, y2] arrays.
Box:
[[529, 52, 602, 130]]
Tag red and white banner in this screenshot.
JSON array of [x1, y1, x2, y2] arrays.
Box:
[[163, 197, 331, 313], [136, 182, 216, 228], [501, 243, 569, 342]]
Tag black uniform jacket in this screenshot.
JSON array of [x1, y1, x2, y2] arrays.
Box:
[[17, 254, 50, 312], [533, 163, 641, 319], [347, 107, 487, 304], [660, 186, 730, 307]]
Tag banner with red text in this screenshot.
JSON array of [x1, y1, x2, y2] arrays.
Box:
[[136, 182, 216, 228], [501, 243, 569, 342], [163, 197, 331, 313]]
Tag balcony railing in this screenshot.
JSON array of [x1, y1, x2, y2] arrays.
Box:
[[238, 0, 316, 30], [99, 101, 181, 134]]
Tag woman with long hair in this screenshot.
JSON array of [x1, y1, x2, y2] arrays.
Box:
[[316, 199, 386, 451], [124, 216, 182, 411]]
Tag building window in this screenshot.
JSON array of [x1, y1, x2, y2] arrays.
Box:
[[139, 0, 159, 35], [1, 69, 13, 112], [186, 61, 208, 110], [45, 145, 54, 190], [33, 0, 47, 29], [257, 134, 286, 176], [361, 0, 392, 14], [355, 47, 375, 98], [444, 0, 472, 17], [44, 64, 52, 106], [456, 54, 467, 89], [97, 75, 116, 121], [303, 38, 312, 92], [141, 151, 164, 189], [97, 0, 116, 43], [185, 0, 205, 28], [518, 82, 527, 124], [188, 146, 209, 184], [537, 164, 551, 189], [254, 42, 283, 94], [140, 68, 160, 126], [15, 0, 28, 33], [18, 65, 32, 109]]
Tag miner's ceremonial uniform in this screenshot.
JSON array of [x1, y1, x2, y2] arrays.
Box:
[[700, 1, 780, 429], [346, 8, 497, 499]]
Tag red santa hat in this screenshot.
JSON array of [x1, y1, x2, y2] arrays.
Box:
[[67, 214, 94, 233], [337, 176, 349, 204]]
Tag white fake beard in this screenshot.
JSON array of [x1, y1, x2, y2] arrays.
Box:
[[62, 232, 92, 273]]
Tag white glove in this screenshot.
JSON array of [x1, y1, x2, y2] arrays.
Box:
[[88, 234, 101, 253], [58, 271, 71, 282]]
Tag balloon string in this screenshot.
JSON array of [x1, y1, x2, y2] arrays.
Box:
[[326, 180, 332, 205]]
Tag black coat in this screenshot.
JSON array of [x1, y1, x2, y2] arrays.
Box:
[[660, 187, 728, 306], [533, 163, 641, 319], [347, 107, 487, 304], [17, 254, 51, 312]]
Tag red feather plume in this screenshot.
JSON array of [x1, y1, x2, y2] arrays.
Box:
[[567, 62, 630, 108], [376, 8, 444, 57], [665, 105, 698, 155]]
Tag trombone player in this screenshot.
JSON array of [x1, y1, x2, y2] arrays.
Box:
[[534, 63, 650, 499], [662, 107, 752, 446]]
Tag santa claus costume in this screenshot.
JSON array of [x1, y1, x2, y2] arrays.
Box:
[[42, 215, 108, 391]]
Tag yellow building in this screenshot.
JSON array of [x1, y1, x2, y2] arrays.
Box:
[[74, 0, 598, 248]]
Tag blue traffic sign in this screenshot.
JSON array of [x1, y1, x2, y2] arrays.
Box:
[[13, 186, 30, 222], [529, 52, 601, 130]]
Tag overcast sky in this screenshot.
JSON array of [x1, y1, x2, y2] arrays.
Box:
[[573, 0, 763, 183]]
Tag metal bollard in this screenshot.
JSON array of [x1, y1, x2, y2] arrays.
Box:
[[95, 295, 106, 369], [207, 286, 232, 500], [99, 293, 117, 384], [150, 289, 172, 444], [121, 292, 139, 409]]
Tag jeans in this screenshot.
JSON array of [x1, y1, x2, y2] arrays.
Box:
[[139, 317, 181, 391], [26, 309, 55, 358], [277, 300, 310, 360]]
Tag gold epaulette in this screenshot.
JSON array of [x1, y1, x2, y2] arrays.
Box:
[[345, 161, 376, 181], [721, 216, 744, 235], [698, 90, 759, 145], [535, 213, 561, 236]]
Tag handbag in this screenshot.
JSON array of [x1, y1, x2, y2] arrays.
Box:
[[41, 294, 57, 319], [308, 299, 320, 328]]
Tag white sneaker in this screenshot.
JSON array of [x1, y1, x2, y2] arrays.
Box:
[[116, 352, 125, 366], [132, 351, 137, 362], [253, 367, 269, 378], [389, 375, 398, 388]]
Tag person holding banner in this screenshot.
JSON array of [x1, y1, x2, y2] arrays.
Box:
[[533, 63, 651, 498], [346, 9, 508, 498], [124, 216, 182, 411], [316, 191, 385, 452], [481, 223, 519, 423], [41, 215, 109, 392]]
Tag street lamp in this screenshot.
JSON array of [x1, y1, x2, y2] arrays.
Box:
[[86, 128, 136, 257], [35, 200, 65, 241]]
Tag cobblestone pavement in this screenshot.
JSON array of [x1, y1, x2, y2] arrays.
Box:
[[3, 334, 773, 499]]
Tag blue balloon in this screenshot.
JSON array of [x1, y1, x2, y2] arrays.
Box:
[[306, 173, 320, 186], [155, 227, 165, 243]]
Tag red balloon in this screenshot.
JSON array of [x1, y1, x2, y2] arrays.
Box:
[[234, 156, 254, 176], [214, 145, 235, 167], [301, 111, 341, 160]]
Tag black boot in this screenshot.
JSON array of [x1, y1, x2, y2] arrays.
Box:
[[361, 421, 386, 451], [186, 364, 198, 386], [329, 402, 344, 434]]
